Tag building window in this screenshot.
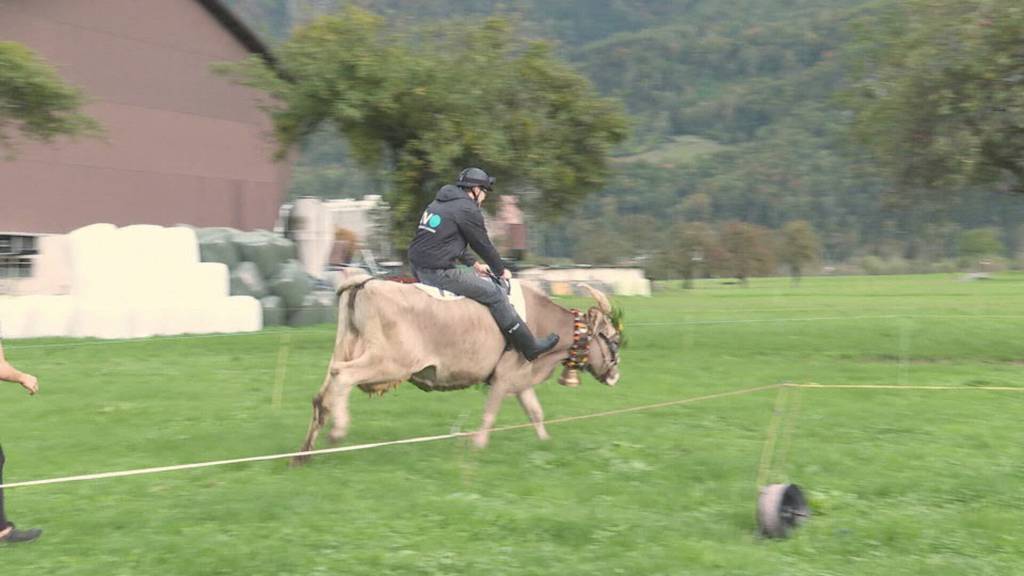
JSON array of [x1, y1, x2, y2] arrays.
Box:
[[0, 234, 38, 279]]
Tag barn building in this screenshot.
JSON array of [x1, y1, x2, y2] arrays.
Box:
[[0, 0, 289, 249]]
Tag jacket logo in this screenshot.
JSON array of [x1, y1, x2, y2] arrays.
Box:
[[418, 211, 442, 233]]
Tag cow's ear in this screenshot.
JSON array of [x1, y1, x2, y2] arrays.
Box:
[[585, 307, 602, 326]]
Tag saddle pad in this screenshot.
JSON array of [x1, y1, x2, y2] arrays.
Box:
[[413, 279, 528, 324]]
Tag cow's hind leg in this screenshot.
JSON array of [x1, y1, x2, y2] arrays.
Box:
[[292, 367, 334, 466], [516, 387, 550, 442], [324, 354, 411, 445]]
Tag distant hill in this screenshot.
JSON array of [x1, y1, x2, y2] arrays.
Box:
[[222, 0, 1024, 266]]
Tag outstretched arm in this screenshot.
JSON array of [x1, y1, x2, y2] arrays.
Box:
[[0, 345, 38, 395]]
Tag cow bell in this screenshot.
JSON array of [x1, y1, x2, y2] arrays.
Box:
[[558, 367, 581, 387]]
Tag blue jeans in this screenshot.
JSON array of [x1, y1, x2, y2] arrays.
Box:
[[413, 266, 519, 331]]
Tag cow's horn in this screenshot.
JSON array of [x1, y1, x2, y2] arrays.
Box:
[[578, 283, 612, 314]]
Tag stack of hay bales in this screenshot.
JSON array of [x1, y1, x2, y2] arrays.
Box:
[[196, 228, 336, 327], [61, 223, 260, 339], [0, 224, 258, 339]]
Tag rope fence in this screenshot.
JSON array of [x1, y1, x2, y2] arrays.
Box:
[[3, 381, 1021, 491], [4, 311, 1020, 351]]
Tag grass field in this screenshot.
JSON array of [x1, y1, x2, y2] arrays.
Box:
[[2, 273, 1022, 575]]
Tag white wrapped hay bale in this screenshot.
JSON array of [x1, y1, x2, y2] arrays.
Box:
[[218, 295, 262, 333], [117, 225, 166, 296], [166, 226, 200, 267], [56, 223, 263, 338], [190, 295, 262, 334], [119, 225, 203, 298], [179, 262, 230, 301], [68, 223, 119, 300], [69, 301, 135, 339], [124, 303, 166, 339], [15, 295, 74, 338], [0, 296, 31, 339]]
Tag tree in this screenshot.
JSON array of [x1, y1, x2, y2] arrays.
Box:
[[844, 0, 1024, 194], [572, 198, 634, 266], [218, 8, 627, 247], [719, 221, 776, 284], [958, 227, 1004, 268], [779, 220, 821, 283], [665, 221, 720, 289], [680, 192, 713, 221], [619, 214, 664, 259], [0, 42, 102, 156]]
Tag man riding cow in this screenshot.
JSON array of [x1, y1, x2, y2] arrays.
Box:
[[408, 167, 559, 360], [290, 168, 626, 460]]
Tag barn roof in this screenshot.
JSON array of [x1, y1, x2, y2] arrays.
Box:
[[194, 0, 278, 67]]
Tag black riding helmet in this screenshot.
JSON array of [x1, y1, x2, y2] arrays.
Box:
[[454, 167, 495, 191]]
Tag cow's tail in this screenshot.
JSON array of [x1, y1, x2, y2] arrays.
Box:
[[335, 274, 373, 341], [335, 271, 374, 296]]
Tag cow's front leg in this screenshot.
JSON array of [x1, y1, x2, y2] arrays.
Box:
[[516, 387, 550, 441], [474, 382, 510, 449], [327, 353, 410, 444]]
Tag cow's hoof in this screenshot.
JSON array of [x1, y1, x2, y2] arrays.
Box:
[[290, 455, 310, 467], [471, 433, 490, 449]]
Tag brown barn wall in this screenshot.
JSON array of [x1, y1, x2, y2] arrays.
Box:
[[0, 0, 289, 234]]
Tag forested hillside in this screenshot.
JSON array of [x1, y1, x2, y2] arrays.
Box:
[[224, 0, 1024, 275]]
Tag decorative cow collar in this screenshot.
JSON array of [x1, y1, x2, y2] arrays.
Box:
[[563, 308, 592, 370]]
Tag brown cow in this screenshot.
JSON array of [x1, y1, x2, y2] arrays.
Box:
[[293, 273, 623, 463]]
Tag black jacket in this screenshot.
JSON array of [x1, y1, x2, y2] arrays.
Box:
[[408, 185, 505, 276]]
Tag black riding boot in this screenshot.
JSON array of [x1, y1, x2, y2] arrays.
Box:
[[506, 322, 559, 361]]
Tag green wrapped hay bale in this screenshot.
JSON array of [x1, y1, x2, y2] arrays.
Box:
[[233, 229, 296, 280], [260, 295, 286, 327], [269, 259, 312, 311], [232, 230, 278, 279], [196, 227, 240, 268], [287, 292, 323, 326], [273, 232, 298, 263], [230, 261, 268, 298], [285, 290, 337, 326], [311, 290, 339, 324]]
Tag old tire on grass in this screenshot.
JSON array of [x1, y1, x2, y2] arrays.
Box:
[[757, 483, 809, 538]]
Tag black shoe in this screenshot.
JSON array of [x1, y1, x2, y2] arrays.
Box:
[[507, 323, 560, 361], [0, 524, 42, 544]]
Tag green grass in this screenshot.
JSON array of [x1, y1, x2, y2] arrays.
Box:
[[2, 273, 1023, 575]]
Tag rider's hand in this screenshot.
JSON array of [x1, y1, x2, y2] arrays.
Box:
[[501, 268, 512, 281], [473, 262, 491, 277]]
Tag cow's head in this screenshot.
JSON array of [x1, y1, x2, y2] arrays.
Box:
[[579, 284, 624, 386]]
